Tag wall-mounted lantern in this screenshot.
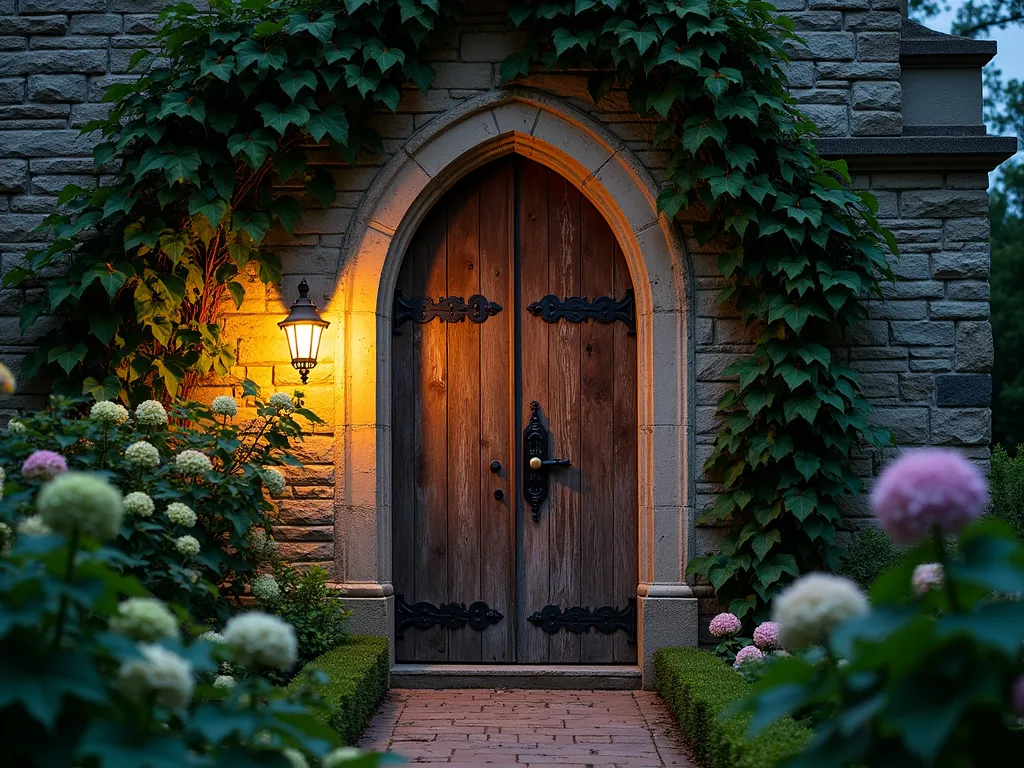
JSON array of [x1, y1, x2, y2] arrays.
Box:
[[279, 279, 329, 384]]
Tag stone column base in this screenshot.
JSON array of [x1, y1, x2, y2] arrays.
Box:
[[340, 595, 395, 667], [637, 595, 699, 689]]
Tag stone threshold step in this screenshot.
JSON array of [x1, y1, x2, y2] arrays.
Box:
[[390, 664, 642, 690]]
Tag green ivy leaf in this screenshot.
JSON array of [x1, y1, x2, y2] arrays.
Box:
[[234, 39, 287, 72], [227, 130, 276, 167], [189, 190, 228, 229], [278, 67, 318, 100], [783, 394, 821, 425], [343, 64, 378, 97], [256, 102, 311, 135], [751, 529, 781, 561], [658, 42, 702, 70], [48, 343, 88, 374], [200, 50, 235, 81], [82, 374, 121, 399], [288, 11, 336, 43], [682, 114, 726, 153], [793, 453, 821, 481], [363, 38, 406, 72], [269, 195, 302, 233]]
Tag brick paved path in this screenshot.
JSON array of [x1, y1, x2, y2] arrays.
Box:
[[359, 689, 698, 766]]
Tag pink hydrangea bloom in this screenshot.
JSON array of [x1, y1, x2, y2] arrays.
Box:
[[733, 645, 764, 669], [709, 612, 742, 638], [912, 563, 945, 596], [1013, 676, 1024, 716], [870, 448, 988, 545], [22, 450, 68, 481], [752, 621, 782, 651]]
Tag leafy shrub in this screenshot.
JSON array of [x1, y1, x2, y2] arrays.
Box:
[[0, 383, 322, 624], [0, 472, 385, 767], [990, 444, 1024, 542], [256, 564, 352, 677], [290, 636, 391, 746], [654, 647, 812, 768], [839, 524, 903, 590], [747, 521, 1024, 764]]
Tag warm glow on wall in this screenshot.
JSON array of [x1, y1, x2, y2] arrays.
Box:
[[279, 279, 329, 384]]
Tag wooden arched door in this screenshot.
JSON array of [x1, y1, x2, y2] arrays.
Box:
[[391, 157, 638, 664]]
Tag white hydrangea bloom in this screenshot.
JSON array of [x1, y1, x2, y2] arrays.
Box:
[[211, 395, 238, 418], [282, 748, 308, 768], [268, 392, 293, 411], [123, 491, 155, 518], [166, 502, 197, 528], [111, 597, 179, 641], [17, 515, 51, 536], [37, 472, 124, 541], [117, 643, 194, 709], [249, 528, 279, 562], [7, 419, 26, 435], [262, 468, 286, 497], [213, 674, 236, 689], [135, 399, 169, 426], [223, 611, 298, 670], [252, 573, 280, 602], [90, 400, 130, 426], [772, 573, 869, 649], [323, 748, 364, 767], [125, 441, 160, 468], [199, 630, 224, 644], [175, 534, 200, 557], [175, 449, 212, 477]]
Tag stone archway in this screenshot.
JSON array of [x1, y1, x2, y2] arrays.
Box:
[[328, 88, 698, 685]]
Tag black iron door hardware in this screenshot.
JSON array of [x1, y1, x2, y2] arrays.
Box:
[[393, 290, 502, 334], [523, 400, 572, 522], [490, 460, 501, 473], [395, 594, 504, 638], [527, 598, 637, 643], [526, 289, 635, 335]]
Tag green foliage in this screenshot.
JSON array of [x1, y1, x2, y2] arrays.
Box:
[[0, 513, 382, 767], [289, 636, 391, 746], [839, 524, 903, 590], [6, 0, 461, 401], [744, 518, 1024, 767], [0, 384, 322, 624], [9, 0, 895, 619], [504, 0, 893, 618], [654, 647, 812, 768], [261, 565, 353, 669], [991, 443, 1024, 542]]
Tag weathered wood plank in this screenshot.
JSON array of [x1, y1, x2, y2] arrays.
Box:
[[517, 158, 552, 664], [446, 174, 483, 663], [579, 197, 617, 664], [612, 242, 639, 664], [478, 160, 515, 662], [545, 169, 582, 664]]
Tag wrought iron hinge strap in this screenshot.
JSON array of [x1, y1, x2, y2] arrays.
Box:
[[526, 290, 635, 335], [395, 594, 504, 638], [527, 598, 637, 643], [393, 290, 502, 334]]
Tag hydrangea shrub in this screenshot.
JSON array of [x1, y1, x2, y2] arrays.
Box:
[[0, 380, 321, 625]]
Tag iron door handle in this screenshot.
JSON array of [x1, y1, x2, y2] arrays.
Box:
[[523, 400, 570, 522], [529, 456, 571, 471]]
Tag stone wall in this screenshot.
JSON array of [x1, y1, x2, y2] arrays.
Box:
[[0, 1, 999, 603]]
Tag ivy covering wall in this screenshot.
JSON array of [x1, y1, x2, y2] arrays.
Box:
[[3, 0, 895, 619]]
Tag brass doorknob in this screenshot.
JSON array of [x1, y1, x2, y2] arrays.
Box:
[[529, 456, 542, 470]]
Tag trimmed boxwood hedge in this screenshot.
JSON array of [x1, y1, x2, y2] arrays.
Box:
[[654, 647, 811, 768], [289, 635, 390, 745]]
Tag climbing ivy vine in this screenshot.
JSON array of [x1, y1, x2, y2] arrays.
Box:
[[6, 0, 894, 618]]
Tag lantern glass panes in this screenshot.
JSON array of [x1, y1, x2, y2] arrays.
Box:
[[278, 279, 329, 384]]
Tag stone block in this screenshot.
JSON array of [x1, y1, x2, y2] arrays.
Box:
[[935, 374, 991, 407], [932, 250, 989, 279], [878, 280, 943, 299], [851, 110, 901, 135], [844, 11, 902, 30], [857, 32, 900, 61], [459, 31, 528, 62], [781, 61, 815, 88], [788, 32, 856, 61], [865, 300, 926, 320], [899, 373, 933, 402], [816, 62, 899, 80], [111, 0, 168, 10], [0, 37, 26, 51], [851, 80, 900, 110], [800, 103, 849, 136], [0, 129, 96, 157], [931, 408, 991, 445], [910, 358, 952, 373], [955, 321, 993, 372], [0, 159, 27, 192], [944, 217, 990, 242], [0, 16, 68, 35], [809, 0, 869, 8], [890, 252, 930, 279], [30, 173, 94, 195], [430, 61, 493, 90], [928, 301, 989, 320], [20, 0, 105, 11], [70, 13, 122, 34], [946, 281, 989, 301], [788, 11, 843, 29], [860, 373, 898, 399], [27, 73, 86, 102], [900, 190, 990, 218], [0, 50, 107, 76], [869, 407, 929, 443], [0, 76, 22, 103], [890, 320, 954, 346]]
